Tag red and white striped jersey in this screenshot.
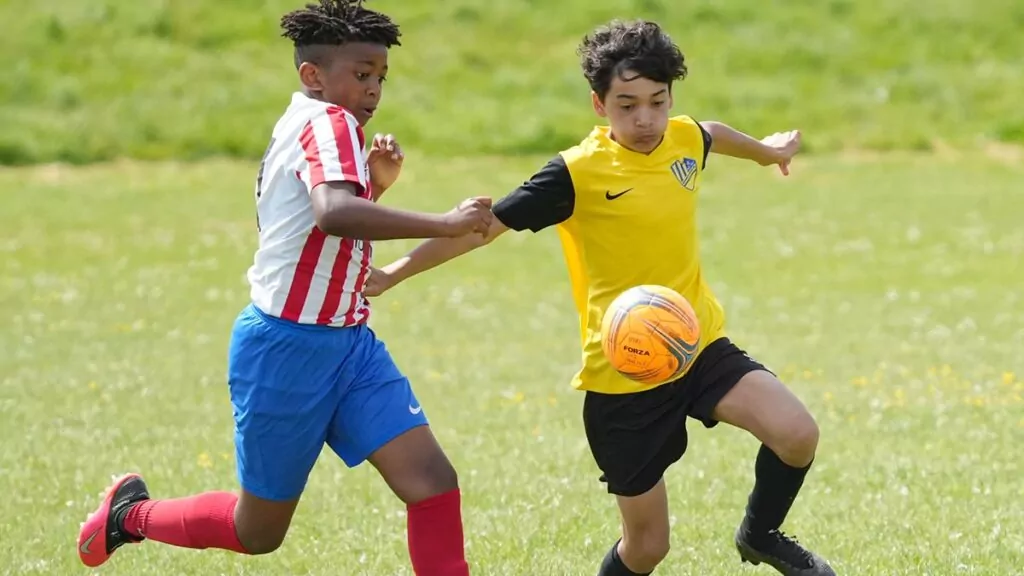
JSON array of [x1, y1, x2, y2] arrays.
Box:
[[247, 92, 374, 327]]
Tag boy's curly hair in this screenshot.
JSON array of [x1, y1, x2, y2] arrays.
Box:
[[281, 0, 401, 68], [578, 20, 687, 99]]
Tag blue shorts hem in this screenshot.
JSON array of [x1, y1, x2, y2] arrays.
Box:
[[238, 478, 305, 502], [339, 420, 430, 468]]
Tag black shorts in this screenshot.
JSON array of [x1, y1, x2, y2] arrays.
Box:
[[582, 337, 770, 497]]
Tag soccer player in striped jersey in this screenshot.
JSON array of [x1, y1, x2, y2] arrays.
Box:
[[76, 2, 485, 574]]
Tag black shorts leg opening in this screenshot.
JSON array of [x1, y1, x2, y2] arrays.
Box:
[[583, 386, 690, 497], [684, 338, 773, 428]]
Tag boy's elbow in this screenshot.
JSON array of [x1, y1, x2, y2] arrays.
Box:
[[311, 181, 365, 235], [700, 120, 725, 138], [311, 185, 358, 237], [313, 207, 351, 237]]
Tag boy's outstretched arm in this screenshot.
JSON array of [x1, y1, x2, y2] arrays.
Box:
[[699, 121, 802, 175], [366, 155, 575, 297], [366, 218, 510, 296], [311, 182, 491, 240], [300, 108, 489, 239]]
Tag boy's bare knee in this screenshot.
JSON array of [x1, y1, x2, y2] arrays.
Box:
[[622, 528, 671, 570], [370, 426, 460, 505], [775, 412, 819, 467], [239, 531, 286, 555], [403, 454, 459, 505], [235, 516, 290, 555], [234, 491, 298, 555]]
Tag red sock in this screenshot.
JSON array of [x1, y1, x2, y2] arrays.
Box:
[[407, 489, 469, 576], [122, 491, 248, 553]]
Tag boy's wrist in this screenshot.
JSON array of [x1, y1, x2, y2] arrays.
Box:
[[379, 261, 406, 287], [386, 254, 426, 286], [757, 142, 784, 165], [426, 213, 456, 237]]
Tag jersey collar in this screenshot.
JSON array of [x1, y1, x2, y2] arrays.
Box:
[[590, 125, 674, 164]]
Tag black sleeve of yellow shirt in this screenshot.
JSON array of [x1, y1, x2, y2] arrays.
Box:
[[697, 121, 712, 169], [492, 155, 575, 233]]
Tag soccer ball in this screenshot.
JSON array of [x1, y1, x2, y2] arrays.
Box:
[[600, 285, 701, 386]]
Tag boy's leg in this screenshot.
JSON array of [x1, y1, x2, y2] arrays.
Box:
[[77, 305, 336, 567], [598, 480, 670, 576], [690, 338, 835, 575], [120, 488, 301, 555], [326, 325, 466, 576], [583, 385, 690, 575], [368, 427, 466, 576]]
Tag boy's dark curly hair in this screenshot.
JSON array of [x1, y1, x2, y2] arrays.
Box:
[[280, 0, 401, 68], [578, 20, 687, 99]]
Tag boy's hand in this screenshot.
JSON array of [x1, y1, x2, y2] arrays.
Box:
[[443, 197, 493, 237], [760, 130, 801, 176], [363, 267, 393, 298], [367, 133, 405, 193]]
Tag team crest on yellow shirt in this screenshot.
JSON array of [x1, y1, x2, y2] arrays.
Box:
[[670, 158, 698, 191]]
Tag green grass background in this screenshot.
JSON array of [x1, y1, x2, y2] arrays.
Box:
[[3, 154, 1023, 574], [3, 0, 1024, 164]]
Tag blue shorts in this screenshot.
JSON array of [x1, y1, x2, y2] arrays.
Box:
[[227, 304, 428, 501]]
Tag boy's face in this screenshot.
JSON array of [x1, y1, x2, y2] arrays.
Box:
[[298, 42, 389, 126], [592, 70, 672, 154]]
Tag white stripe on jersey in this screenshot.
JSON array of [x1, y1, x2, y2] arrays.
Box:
[[247, 92, 374, 327], [340, 239, 366, 321], [298, 233, 343, 321], [309, 106, 368, 191]]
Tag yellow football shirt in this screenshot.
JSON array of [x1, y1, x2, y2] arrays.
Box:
[[492, 115, 726, 395]]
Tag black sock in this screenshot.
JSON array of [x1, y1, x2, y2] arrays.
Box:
[[743, 444, 812, 539], [598, 539, 652, 576]]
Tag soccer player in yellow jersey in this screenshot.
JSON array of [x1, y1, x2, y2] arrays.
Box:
[[368, 19, 836, 576]]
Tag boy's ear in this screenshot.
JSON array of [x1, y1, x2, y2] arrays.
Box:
[[591, 91, 607, 118], [298, 61, 325, 92]]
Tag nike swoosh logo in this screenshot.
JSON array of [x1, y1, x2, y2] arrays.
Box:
[[409, 404, 422, 415], [80, 529, 99, 555], [605, 188, 633, 200]]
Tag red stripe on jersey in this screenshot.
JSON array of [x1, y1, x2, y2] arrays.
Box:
[[326, 107, 366, 190], [281, 227, 328, 322], [345, 242, 373, 325], [316, 238, 356, 325], [356, 304, 371, 324], [299, 121, 325, 189]]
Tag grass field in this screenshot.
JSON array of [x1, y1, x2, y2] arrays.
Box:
[[4, 0, 1024, 573], [2, 151, 1023, 575], [3, 0, 1024, 163]]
